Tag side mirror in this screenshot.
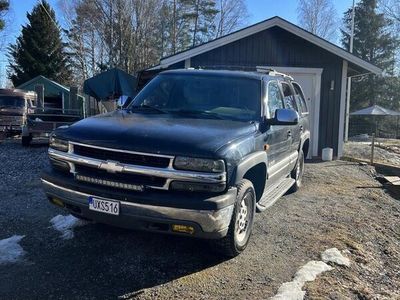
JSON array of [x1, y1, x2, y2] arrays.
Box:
[[267, 109, 299, 126]]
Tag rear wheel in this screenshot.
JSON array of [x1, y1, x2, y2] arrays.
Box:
[[212, 179, 255, 257], [289, 149, 304, 193]]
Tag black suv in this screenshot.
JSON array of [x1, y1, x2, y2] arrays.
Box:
[[41, 69, 310, 257]]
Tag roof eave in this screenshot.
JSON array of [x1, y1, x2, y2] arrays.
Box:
[[158, 16, 382, 76]]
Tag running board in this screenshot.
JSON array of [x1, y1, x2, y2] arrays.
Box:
[[256, 178, 295, 212]]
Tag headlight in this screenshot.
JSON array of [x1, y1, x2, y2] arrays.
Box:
[[49, 136, 69, 152], [174, 157, 225, 173]]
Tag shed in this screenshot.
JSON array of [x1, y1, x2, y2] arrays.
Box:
[[150, 16, 381, 158], [17, 75, 84, 114]]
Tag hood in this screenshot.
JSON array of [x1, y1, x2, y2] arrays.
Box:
[[56, 110, 257, 157]]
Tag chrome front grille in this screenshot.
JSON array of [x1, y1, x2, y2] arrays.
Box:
[[0, 115, 23, 126], [48, 142, 226, 191], [74, 164, 167, 187], [73, 144, 170, 168]]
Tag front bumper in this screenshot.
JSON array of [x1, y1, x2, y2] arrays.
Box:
[[41, 174, 236, 239]]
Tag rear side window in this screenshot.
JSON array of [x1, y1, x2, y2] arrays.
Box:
[[281, 82, 298, 111], [267, 81, 284, 118], [292, 82, 308, 114]]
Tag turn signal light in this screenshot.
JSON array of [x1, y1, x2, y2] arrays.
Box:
[[172, 224, 195, 235]]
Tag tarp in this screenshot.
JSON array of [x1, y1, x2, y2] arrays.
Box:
[[350, 104, 400, 116], [83, 68, 137, 101]]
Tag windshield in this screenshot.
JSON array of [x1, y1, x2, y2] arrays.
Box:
[[0, 96, 25, 108], [129, 74, 261, 121]]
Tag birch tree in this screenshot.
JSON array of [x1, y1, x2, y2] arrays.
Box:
[[214, 0, 248, 38], [297, 0, 337, 41]]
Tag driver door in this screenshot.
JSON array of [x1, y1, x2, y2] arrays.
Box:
[[264, 81, 292, 182]]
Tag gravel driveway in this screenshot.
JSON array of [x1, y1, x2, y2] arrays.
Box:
[[0, 139, 399, 299]]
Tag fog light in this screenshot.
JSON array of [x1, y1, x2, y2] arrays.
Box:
[[170, 181, 225, 192], [172, 224, 195, 234], [51, 197, 64, 207]]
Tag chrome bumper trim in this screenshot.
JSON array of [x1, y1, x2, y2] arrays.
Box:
[[41, 179, 234, 233]]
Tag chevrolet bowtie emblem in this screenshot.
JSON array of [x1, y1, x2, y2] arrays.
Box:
[[100, 160, 124, 173]]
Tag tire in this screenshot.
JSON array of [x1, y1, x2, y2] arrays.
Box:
[[289, 149, 304, 193], [212, 179, 256, 258], [21, 135, 32, 147]]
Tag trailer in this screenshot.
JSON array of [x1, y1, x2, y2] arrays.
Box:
[[0, 89, 37, 141], [21, 107, 82, 146]]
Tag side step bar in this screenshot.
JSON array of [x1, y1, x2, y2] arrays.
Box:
[[256, 178, 295, 212]]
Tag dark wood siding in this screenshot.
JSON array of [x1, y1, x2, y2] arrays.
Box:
[[170, 26, 344, 156]]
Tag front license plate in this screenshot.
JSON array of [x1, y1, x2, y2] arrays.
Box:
[[88, 197, 120, 215]]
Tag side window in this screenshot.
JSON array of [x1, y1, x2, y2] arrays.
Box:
[[292, 82, 308, 114], [267, 81, 284, 118], [281, 82, 298, 111]]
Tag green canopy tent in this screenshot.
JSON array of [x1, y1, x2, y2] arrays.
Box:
[[83, 68, 137, 101]]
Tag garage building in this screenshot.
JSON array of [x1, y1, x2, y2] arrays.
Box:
[[150, 17, 381, 158]]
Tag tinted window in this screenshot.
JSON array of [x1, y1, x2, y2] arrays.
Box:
[[292, 82, 308, 113], [0, 96, 25, 107], [267, 81, 284, 118], [281, 82, 297, 111], [130, 74, 261, 121]]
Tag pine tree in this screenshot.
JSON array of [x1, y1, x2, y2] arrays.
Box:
[[341, 0, 398, 109], [0, 0, 9, 31], [7, 1, 71, 87]]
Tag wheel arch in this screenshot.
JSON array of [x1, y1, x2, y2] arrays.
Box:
[[233, 151, 268, 202]]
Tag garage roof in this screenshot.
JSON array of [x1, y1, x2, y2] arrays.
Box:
[[154, 16, 381, 75]]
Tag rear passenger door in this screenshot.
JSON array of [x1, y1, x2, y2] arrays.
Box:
[[264, 80, 292, 181], [280, 81, 301, 159]]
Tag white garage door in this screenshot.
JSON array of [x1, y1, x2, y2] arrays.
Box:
[[267, 67, 323, 158]]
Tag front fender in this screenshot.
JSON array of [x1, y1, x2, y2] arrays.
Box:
[[231, 151, 268, 185]]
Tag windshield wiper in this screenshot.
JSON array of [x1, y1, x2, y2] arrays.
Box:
[[169, 109, 224, 119], [130, 105, 167, 114]]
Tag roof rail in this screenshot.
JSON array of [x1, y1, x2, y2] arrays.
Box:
[[197, 65, 255, 71], [256, 66, 294, 80]]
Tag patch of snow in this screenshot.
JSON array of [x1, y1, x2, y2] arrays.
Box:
[[270, 281, 305, 300], [0, 235, 25, 264], [293, 260, 333, 284], [270, 261, 332, 300], [50, 214, 88, 239], [321, 248, 351, 267]]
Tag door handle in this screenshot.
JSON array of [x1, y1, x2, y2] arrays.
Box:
[[287, 130, 292, 138], [300, 125, 304, 132]]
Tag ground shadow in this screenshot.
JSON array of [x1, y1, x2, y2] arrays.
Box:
[[0, 223, 227, 299]]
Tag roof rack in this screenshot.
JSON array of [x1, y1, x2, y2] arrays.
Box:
[[197, 65, 255, 71], [256, 66, 294, 80], [180, 65, 294, 80]]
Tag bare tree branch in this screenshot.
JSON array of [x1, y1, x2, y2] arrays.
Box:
[[297, 0, 338, 41]]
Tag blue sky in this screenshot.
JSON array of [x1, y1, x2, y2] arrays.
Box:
[[0, 0, 354, 87]]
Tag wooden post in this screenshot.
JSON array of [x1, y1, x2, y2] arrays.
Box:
[[69, 86, 78, 115], [371, 133, 375, 165]]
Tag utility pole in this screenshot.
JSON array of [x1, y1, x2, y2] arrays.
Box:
[[344, 0, 356, 142]]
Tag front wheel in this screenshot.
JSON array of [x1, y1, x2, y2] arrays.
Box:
[[212, 179, 256, 257], [289, 149, 304, 193]]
